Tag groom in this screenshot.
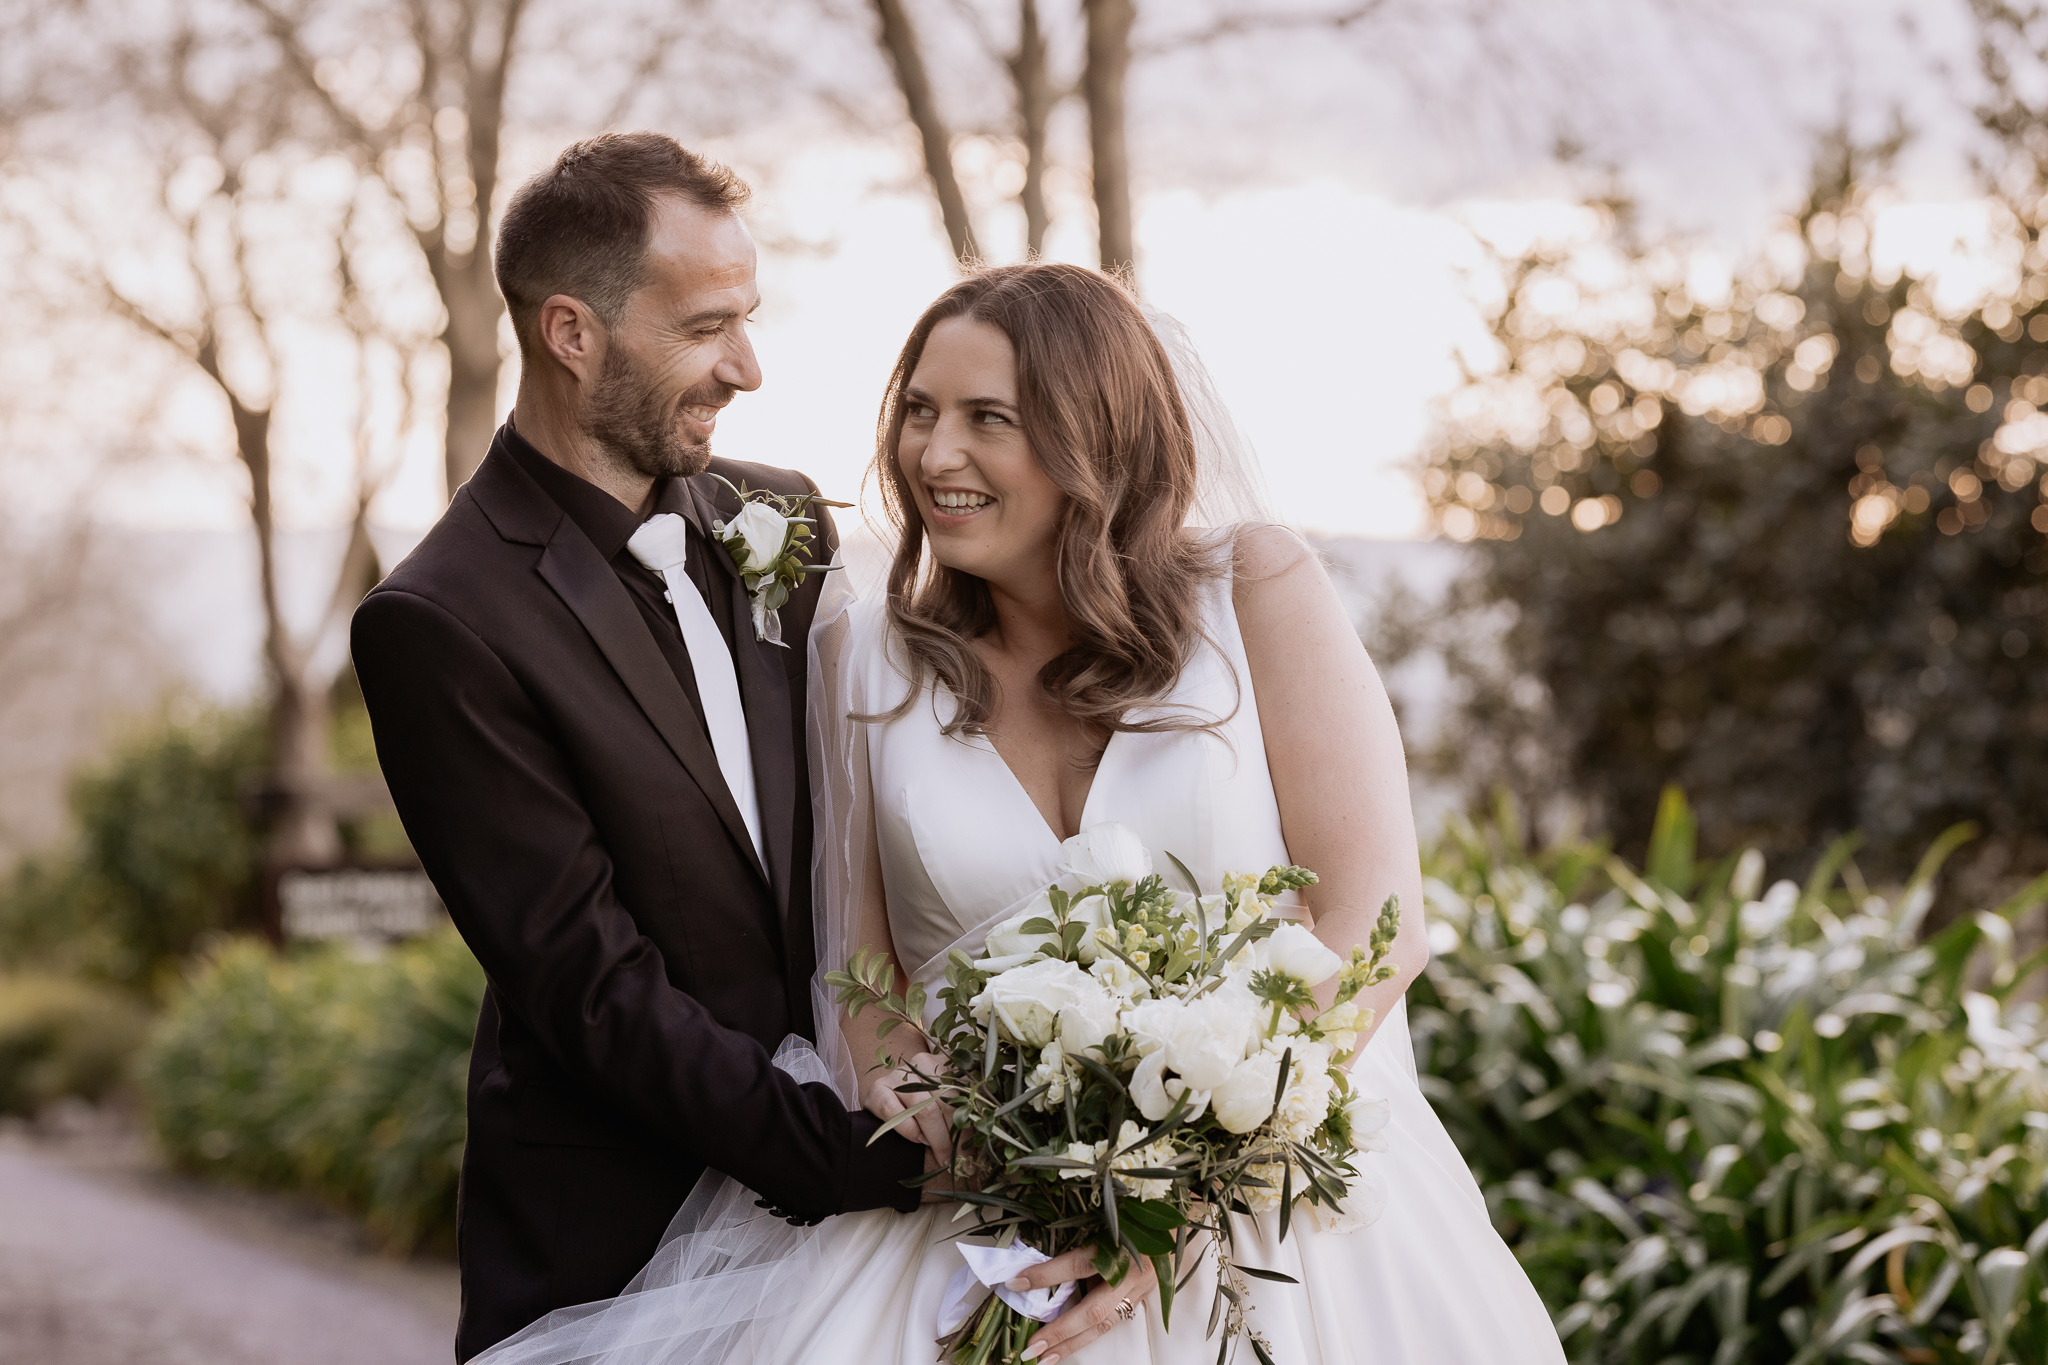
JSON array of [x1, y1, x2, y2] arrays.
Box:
[[351, 133, 926, 1361]]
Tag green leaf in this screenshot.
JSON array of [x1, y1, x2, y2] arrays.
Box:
[[1235, 1265, 1300, 1285], [865, 1097, 935, 1144]]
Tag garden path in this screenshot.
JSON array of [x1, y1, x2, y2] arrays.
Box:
[[0, 1129, 458, 1364]]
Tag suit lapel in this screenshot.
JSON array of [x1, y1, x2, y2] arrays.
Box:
[[534, 518, 768, 885], [688, 477, 799, 933]]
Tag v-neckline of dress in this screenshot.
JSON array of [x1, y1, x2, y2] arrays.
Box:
[[979, 727, 1122, 849]]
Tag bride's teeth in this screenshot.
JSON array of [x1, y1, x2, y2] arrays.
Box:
[[934, 491, 990, 509]]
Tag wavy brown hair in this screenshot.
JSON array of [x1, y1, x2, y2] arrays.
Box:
[[872, 262, 1225, 738]]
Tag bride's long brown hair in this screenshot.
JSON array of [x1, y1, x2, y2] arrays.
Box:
[[872, 262, 1224, 738]]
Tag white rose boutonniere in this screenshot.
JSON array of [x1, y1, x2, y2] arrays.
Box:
[[706, 474, 852, 645]]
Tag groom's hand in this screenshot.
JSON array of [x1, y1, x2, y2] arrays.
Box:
[[1010, 1249, 1160, 1363]]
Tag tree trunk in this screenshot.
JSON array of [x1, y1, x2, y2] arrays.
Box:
[[1011, 0, 1052, 257], [438, 0, 522, 494], [439, 252, 504, 495], [1082, 0, 1137, 279], [872, 0, 980, 266], [232, 393, 340, 869]]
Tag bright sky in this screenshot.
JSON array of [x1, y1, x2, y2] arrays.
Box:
[[46, 0, 1995, 548]]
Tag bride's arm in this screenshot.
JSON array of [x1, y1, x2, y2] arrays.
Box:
[[1234, 524, 1430, 1049], [841, 807, 954, 1160]]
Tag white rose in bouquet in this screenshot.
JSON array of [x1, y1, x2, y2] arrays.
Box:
[[1125, 982, 1259, 1091], [1211, 1050, 1283, 1134], [726, 501, 788, 575], [1053, 979, 1120, 1055], [971, 957, 1117, 1051], [1346, 1091, 1393, 1152], [1263, 922, 1343, 987], [1059, 822, 1152, 886], [979, 893, 1061, 970]]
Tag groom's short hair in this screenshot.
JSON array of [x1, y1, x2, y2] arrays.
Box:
[[495, 132, 750, 358]]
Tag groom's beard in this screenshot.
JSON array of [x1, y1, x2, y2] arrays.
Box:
[[581, 344, 731, 481]]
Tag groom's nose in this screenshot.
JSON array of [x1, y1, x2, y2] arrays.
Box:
[[712, 328, 762, 393]]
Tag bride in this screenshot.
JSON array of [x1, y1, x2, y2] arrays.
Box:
[[479, 263, 1565, 1364]]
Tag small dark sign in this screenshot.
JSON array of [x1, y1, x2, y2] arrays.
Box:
[[278, 867, 445, 942]]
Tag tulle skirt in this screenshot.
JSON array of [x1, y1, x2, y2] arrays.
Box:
[[476, 1003, 1564, 1365]]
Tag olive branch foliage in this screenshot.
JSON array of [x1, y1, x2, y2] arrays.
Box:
[[827, 857, 1398, 1365]]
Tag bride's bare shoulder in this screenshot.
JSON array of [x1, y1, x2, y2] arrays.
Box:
[[1229, 521, 1319, 586]]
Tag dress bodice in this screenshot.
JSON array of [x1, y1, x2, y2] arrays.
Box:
[[851, 570, 1295, 983]]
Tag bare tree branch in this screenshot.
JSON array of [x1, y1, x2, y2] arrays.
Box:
[[872, 0, 981, 266]]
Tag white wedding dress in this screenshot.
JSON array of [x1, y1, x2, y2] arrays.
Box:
[[478, 566, 1565, 1365]]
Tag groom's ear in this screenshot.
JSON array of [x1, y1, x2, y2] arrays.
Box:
[[535, 293, 605, 383]]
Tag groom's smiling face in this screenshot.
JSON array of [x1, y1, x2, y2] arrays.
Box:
[[581, 195, 763, 480]]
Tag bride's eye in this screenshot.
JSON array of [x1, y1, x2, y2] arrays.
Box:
[[905, 401, 936, 420], [974, 410, 1011, 426]]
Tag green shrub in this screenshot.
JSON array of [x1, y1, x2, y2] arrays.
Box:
[[138, 929, 482, 1253], [1416, 789, 2048, 1364], [0, 705, 265, 992], [0, 973, 151, 1115]]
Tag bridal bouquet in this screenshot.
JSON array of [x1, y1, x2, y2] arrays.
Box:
[[828, 823, 1401, 1365]]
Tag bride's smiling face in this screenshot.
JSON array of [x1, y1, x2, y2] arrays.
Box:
[[896, 316, 1065, 588]]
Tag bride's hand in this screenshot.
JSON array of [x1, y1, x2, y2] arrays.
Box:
[[861, 1051, 955, 1163], [1009, 1249, 1160, 1363]]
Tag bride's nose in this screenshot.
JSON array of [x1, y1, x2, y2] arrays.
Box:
[[919, 420, 972, 479]]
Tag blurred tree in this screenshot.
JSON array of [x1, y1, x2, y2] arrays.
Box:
[[245, 0, 778, 493], [241, 0, 533, 497], [871, 0, 982, 265], [1409, 142, 2048, 879], [5, 9, 430, 869]]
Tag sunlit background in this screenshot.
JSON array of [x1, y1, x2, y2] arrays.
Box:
[[8, 3, 2048, 1360]]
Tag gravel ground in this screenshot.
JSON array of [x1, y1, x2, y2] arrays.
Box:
[[0, 1121, 458, 1365]]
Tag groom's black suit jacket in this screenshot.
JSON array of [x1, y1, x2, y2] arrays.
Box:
[[351, 427, 921, 1362]]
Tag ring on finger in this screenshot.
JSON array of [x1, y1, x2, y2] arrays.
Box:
[[1114, 1298, 1136, 1322]]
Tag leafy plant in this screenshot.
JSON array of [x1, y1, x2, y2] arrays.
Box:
[[0, 973, 151, 1115], [1415, 788, 2048, 1363], [138, 929, 482, 1253]]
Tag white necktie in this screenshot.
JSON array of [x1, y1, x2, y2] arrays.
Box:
[[626, 514, 764, 867]]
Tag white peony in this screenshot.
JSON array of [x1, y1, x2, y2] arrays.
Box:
[[1307, 1166, 1388, 1234], [726, 501, 789, 575], [1211, 1050, 1283, 1134], [1262, 923, 1342, 988], [971, 957, 1119, 1051], [1124, 983, 1259, 1091], [1061, 823, 1152, 887]]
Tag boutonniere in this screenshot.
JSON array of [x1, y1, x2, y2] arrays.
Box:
[[707, 474, 852, 646]]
